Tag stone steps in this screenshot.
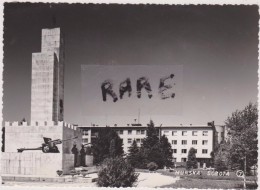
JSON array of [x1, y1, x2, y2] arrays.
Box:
[[1, 174, 97, 183]]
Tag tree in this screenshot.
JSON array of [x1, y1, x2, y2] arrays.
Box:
[[214, 150, 229, 171], [160, 135, 173, 167], [142, 120, 159, 149], [225, 103, 258, 172], [127, 140, 141, 168], [141, 120, 165, 168], [186, 147, 197, 169], [97, 157, 139, 187], [92, 128, 124, 165]]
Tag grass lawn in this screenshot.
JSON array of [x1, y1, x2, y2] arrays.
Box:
[[135, 168, 258, 189], [161, 178, 258, 189]]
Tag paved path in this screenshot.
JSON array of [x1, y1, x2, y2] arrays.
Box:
[[2, 172, 179, 188], [135, 172, 179, 187]]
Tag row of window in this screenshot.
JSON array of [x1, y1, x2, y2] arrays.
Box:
[[172, 149, 208, 154], [172, 140, 208, 145], [127, 138, 144, 144], [164, 130, 208, 136], [82, 138, 89, 144], [83, 129, 146, 136], [117, 130, 145, 135]]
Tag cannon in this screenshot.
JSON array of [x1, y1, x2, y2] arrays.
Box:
[[17, 136, 78, 153]]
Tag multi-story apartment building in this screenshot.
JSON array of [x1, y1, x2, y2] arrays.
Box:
[[79, 121, 222, 165]]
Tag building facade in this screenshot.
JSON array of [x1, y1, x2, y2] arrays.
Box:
[[31, 28, 65, 123], [79, 122, 222, 164]]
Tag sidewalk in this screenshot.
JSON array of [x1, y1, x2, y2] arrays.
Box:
[[1, 173, 98, 183], [135, 172, 179, 187], [2, 172, 179, 187]]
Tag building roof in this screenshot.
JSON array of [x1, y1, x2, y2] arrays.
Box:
[[78, 124, 214, 129]]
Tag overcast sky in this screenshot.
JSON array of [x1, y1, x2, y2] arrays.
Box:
[[3, 3, 258, 126]]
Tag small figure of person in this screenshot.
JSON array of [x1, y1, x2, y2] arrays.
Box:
[[80, 144, 86, 167], [71, 144, 78, 167]]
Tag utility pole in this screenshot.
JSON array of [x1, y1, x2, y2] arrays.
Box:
[[243, 154, 246, 189]]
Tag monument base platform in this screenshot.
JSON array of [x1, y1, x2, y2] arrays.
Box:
[[1, 152, 74, 176], [1, 173, 98, 183]]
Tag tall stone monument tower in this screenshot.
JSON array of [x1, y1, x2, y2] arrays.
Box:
[[2, 28, 83, 176], [31, 28, 64, 122]]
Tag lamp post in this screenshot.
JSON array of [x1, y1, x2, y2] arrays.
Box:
[[243, 154, 246, 189], [243, 148, 250, 189]]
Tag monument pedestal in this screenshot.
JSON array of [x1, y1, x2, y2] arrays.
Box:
[[2, 121, 83, 176]]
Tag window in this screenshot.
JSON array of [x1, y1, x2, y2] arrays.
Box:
[[172, 140, 177, 145], [173, 149, 177, 153], [202, 149, 208, 154], [182, 131, 187, 136], [136, 130, 141, 135], [119, 130, 123, 135], [173, 158, 177, 162], [172, 131, 177, 136], [181, 158, 187, 162], [182, 149, 187, 153], [203, 131, 208, 136], [136, 139, 141, 143], [83, 130, 89, 136], [202, 140, 208, 145], [192, 131, 198, 136], [128, 130, 132, 135], [182, 140, 187, 145], [82, 138, 88, 144], [192, 140, 197, 145], [141, 130, 145, 135], [128, 139, 132, 144], [164, 131, 169, 135]]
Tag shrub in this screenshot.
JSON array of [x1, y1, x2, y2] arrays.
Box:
[[85, 146, 92, 155], [214, 154, 228, 171], [97, 157, 139, 187], [186, 148, 197, 169], [147, 162, 158, 171]]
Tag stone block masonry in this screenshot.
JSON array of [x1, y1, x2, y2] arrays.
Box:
[[2, 121, 83, 175]]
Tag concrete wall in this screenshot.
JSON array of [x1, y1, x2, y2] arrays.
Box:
[[1, 152, 62, 176], [5, 123, 63, 153], [2, 121, 83, 176], [62, 123, 82, 154], [61, 154, 74, 174]]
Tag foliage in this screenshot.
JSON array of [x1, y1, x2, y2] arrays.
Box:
[[214, 141, 230, 171], [97, 157, 139, 187], [147, 162, 158, 171], [142, 120, 159, 149], [85, 146, 92, 155], [186, 147, 197, 169], [130, 120, 174, 169], [127, 140, 142, 168], [225, 103, 258, 171], [214, 152, 228, 171], [141, 120, 165, 168], [92, 127, 124, 165], [160, 135, 174, 167]]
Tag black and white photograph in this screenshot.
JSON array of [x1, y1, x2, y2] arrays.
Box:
[[0, 1, 258, 189]]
